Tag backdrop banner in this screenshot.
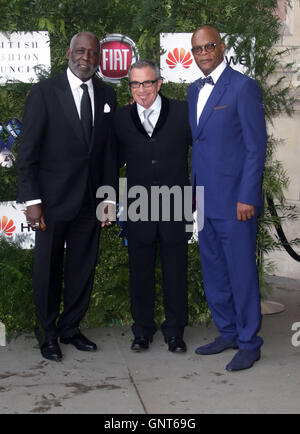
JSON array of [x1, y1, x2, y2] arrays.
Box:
[[160, 33, 253, 83], [0, 201, 35, 249], [0, 31, 51, 84]]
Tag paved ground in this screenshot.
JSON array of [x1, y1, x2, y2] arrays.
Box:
[[0, 275, 299, 414]]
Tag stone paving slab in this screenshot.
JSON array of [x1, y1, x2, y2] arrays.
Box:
[[0, 276, 299, 414]]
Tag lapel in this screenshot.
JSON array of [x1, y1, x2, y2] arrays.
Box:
[[130, 94, 170, 139], [55, 71, 86, 144], [189, 85, 200, 135], [55, 72, 106, 151], [90, 76, 105, 148], [130, 101, 147, 138], [196, 65, 232, 137], [153, 94, 169, 136]]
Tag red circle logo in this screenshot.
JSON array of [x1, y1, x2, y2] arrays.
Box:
[[98, 34, 139, 83], [100, 40, 132, 79]]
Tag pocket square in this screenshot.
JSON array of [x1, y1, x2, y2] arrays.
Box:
[[104, 103, 111, 113], [214, 105, 229, 110]]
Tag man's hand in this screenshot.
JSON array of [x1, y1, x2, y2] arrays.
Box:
[[100, 203, 116, 227], [25, 204, 44, 229], [124, 97, 134, 106], [237, 202, 255, 221]]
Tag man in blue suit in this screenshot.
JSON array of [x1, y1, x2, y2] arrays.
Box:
[[188, 25, 267, 371]]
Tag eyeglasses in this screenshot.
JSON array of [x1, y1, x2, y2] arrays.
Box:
[[191, 43, 217, 55], [129, 80, 158, 89]]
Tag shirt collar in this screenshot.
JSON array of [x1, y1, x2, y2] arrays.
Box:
[[67, 67, 93, 91], [137, 94, 162, 117], [198, 60, 227, 84]]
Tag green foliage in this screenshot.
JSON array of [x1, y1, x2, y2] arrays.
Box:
[[83, 226, 210, 329], [0, 226, 209, 334], [0, 0, 297, 331], [0, 154, 18, 201], [0, 0, 294, 119], [85, 225, 210, 326], [84, 225, 131, 327], [0, 236, 35, 333], [258, 133, 300, 297], [187, 241, 210, 324]]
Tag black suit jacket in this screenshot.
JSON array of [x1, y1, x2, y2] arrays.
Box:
[[114, 95, 192, 244], [17, 71, 117, 222]]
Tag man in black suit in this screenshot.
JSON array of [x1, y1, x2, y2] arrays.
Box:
[[114, 60, 192, 353], [17, 32, 117, 361]]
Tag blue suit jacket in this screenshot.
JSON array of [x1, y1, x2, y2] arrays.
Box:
[[187, 65, 267, 219]]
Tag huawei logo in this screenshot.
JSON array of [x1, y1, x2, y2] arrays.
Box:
[[166, 48, 193, 69], [0, 216, 16, 236]]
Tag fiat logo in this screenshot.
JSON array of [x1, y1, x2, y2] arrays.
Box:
[[98, 34, 139, 83]]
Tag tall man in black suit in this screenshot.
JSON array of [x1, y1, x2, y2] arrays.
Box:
[[114, 60, 192, 353], [17, 32, 117, 361]]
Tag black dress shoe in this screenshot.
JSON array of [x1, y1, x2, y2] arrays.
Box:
[[60, 332, 97, 352], [41, 339, 62, 362], [131, 336, 152, 351], [165, 336, 187, 353]]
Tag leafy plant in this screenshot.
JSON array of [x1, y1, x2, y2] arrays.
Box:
[[0, 236, 35, 333], [0, 0, 298, 332]]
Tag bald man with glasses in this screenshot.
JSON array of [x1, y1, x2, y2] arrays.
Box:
[[188, 25, 267, 371]]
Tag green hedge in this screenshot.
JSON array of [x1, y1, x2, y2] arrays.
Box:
[[0, 236, 35, 333], [0, 228, 210, 334], [0, 0, 297, 334]]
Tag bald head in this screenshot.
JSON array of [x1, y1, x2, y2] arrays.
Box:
[[192, 25, 223, 45], [191, 25, 226, 76]]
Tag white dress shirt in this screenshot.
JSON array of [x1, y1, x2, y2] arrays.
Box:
[[197, 60, 227, 124], [137, 94, 162, 136], [66, 67, 95, 124], [26, 68, 95, 207]]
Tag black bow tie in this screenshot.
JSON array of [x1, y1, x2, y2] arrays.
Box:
[[195, 76, 214, 90]]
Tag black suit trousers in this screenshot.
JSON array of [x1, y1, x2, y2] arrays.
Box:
[[33, 195, 100, 341], [128, 225, 188, 339]]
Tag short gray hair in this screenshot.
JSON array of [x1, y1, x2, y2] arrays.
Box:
[[69, 32, 100, 52], [128, 60, 161, 81]]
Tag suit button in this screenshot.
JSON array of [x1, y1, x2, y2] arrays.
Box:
[[152, 160, 158, 164], [194, 139, 199, 143]]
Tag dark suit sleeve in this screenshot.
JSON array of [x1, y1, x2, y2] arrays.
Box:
[[112, 111, 126, 169], [17, 84, 47, 202], [185, 104, 193, 147], [102, 86, 118, 199]]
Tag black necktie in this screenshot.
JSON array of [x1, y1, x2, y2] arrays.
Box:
[[80, 83, 92, 144], [195, 76, 214, 90]]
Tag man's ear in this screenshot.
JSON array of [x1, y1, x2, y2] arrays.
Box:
[[157, 78, 163, 92], [66, 48, 70, 60]]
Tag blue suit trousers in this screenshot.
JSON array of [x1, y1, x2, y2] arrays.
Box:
[[198, 216, 263, 351]]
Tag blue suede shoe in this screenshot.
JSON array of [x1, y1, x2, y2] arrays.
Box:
[[195, 336, 238, 355], [226, 349, 261, 372]]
